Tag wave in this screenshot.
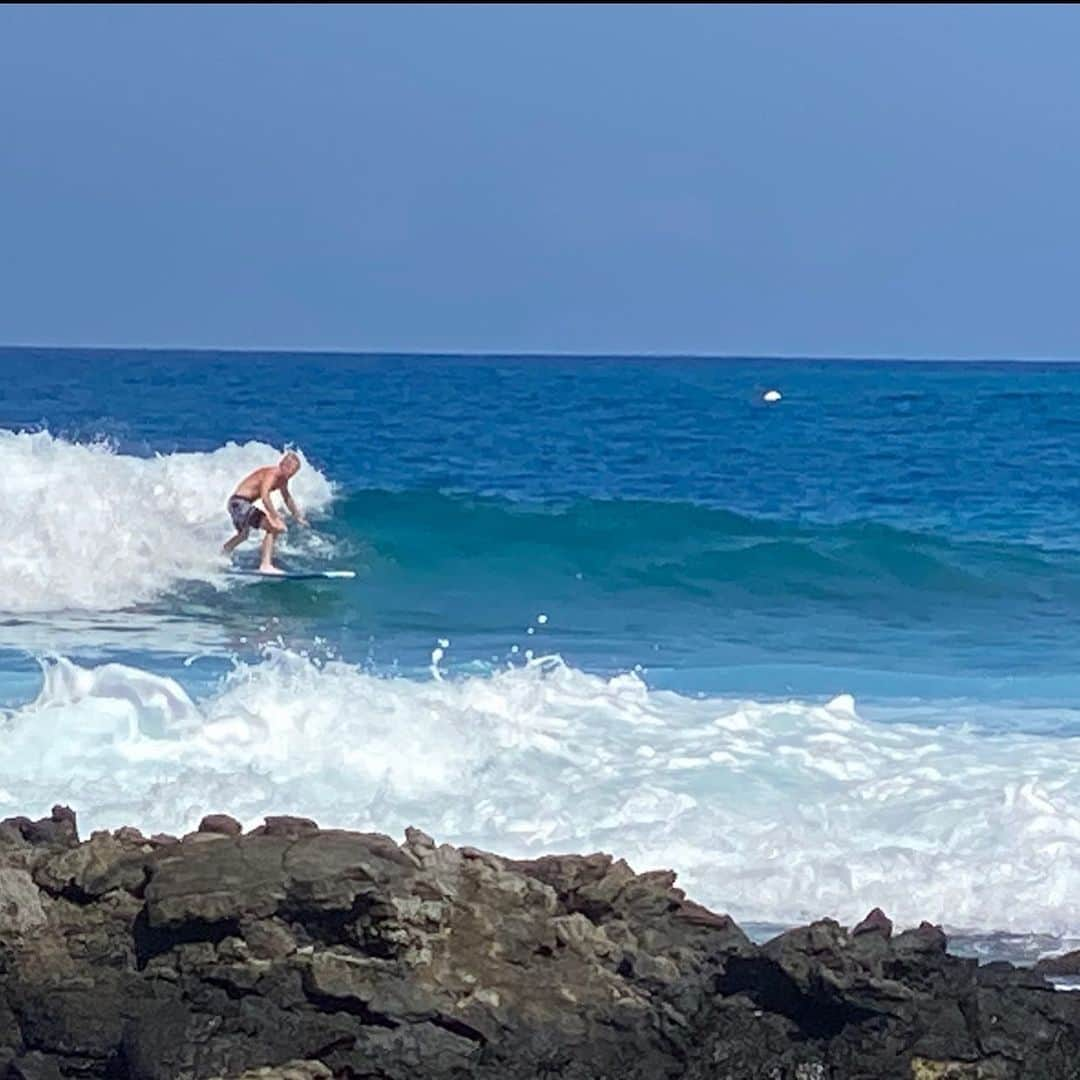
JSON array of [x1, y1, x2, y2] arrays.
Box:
[[333, 488, 1080, 611], [0, 430, 335, 612], [4, 649, 1080, 936], [8, 427, 1080, 624]]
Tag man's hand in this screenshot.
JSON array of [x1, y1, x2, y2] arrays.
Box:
[[281, 481, 306, 527]]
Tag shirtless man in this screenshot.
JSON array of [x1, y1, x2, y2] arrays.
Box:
[[223, 452, 308, 574]]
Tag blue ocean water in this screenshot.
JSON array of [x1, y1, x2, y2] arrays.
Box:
[[3, 348, 1080, 938], [6, 349, 1080, 702]]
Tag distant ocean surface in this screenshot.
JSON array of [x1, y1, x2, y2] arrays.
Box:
[[3, 348, 1079, 952]]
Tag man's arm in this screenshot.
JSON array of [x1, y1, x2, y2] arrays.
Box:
[[259, 472, 286, 531], [281, 482, 308, 526]]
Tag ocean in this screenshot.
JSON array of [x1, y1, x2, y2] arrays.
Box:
[[2, 348, 1079, 955]]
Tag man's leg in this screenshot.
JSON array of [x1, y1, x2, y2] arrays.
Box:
[[259, 526, 284, 574], [223, 526, 249, 554]]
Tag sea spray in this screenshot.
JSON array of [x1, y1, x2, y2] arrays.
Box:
[[4, 648, 1080, 936]]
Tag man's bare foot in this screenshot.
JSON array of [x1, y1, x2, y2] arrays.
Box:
[[258, 565, 286, 575]]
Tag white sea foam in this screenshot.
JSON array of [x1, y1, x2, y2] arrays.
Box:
[[0, 430, 335, 612], [3, 649, 1079, 936]]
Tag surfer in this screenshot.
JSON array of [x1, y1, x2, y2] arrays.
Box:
[[223, 451, 308, 574]]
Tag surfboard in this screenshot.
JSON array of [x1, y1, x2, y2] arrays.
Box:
[[229, 569, 356, 581]]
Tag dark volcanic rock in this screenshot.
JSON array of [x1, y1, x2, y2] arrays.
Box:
[[256, 815, 321, 838], [0, 810, 1077, 1079], [198, 814, 243, 837], [851, 906, 893, 939], [1035, 948, 1080, 977], [0, 807, 77, 850]]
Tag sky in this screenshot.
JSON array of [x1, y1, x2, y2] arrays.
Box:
[[1, 3, 1079, 358]]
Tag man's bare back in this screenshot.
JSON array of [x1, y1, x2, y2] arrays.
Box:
[[223, 452, 307, 573]]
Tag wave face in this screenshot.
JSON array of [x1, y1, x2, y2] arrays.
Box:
[[306, 487, 1080, 688], [4, 650, 1080, 935], [0, 431, 335, 613], [336, 487, 1080, 607]]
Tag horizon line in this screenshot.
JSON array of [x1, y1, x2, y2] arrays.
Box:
[[2, 341, 1080, 364]]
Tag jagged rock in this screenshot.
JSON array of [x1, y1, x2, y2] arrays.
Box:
[[1035, 948, 1080, 976], [242, 918, 297, 960], [198, 814, 243, 837], [911, 1060, 1010, 1079], [0, 869, 46, 935], [0, 808, 1078, 1079], [0, 807, 78, 850], [852, 906, 893, 938], [112, 826, 147, 845], [402, 826, 436, 860], [33, 829, 148, 899], [210, 1063, 332, 1080], [6, 1052, 63, 1080], [250, 816, 320, 838]]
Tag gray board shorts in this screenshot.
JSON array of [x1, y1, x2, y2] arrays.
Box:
[[228, 496, 267, 532]]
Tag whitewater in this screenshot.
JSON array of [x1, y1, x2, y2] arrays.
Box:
[[0, 429, 335, 612], [3, 648, 1079, 935]]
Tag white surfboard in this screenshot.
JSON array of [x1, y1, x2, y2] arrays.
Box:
[[229, 569, 356, 581]]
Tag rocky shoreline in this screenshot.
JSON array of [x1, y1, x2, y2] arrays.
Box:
[[1, 807, 1078, 1079]]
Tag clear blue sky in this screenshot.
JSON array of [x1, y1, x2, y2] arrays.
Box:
[[2, 4, 1079, 357]]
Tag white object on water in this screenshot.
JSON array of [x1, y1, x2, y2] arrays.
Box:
[[763, 389, 782, 403]]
